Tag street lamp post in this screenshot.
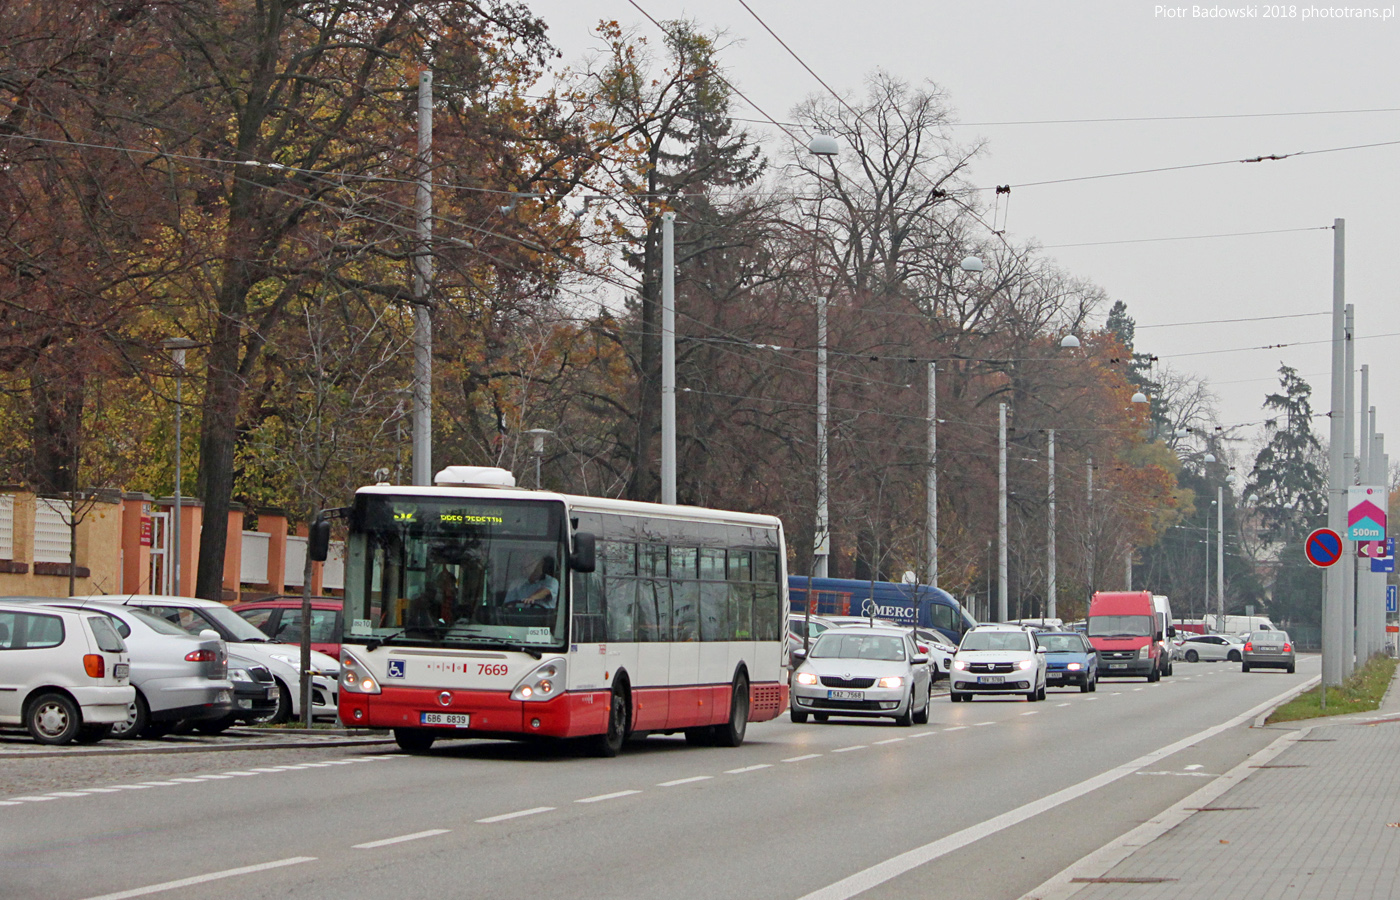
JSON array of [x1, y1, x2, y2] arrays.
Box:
[[808, 134, 839, 579], [162, 338, 198, 596]]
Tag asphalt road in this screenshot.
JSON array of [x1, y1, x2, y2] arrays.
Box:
[[1, 657, 1317, 900]]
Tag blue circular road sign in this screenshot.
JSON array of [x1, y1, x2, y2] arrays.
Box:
[[1305, 528, 1344, 568]]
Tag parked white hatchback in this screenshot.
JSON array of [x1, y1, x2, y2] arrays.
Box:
[[949, 624, 1048, 702], [0, 601, 135, 744]]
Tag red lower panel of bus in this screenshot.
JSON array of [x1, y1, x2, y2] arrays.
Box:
[[343, 681, 786, 738]]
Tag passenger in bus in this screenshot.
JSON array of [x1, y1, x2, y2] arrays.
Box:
[[503, 556, 558, 609]]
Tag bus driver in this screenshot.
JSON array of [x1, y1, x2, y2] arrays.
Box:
[[503, 556, 558, 609]]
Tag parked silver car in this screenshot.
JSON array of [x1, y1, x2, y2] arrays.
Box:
[[1242, 631, 1296, 673], [789, 625, 932, 726]]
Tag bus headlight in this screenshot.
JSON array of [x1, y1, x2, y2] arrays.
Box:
[[512, 659, 566, 702], [339, 650, 381, 695]]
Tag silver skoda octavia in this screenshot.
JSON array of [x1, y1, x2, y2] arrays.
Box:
[[789, 626, 932, 726]]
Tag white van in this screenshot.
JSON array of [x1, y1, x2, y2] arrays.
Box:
[[1152, 595, 1175, 677], [0, 602, 134, 744], [1206, 614, 1276, 635]]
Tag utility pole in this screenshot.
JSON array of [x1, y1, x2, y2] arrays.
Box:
[[411, 70, 434, 486], [927, 361, 937, 586], [1324, 218, 1346, 689], [1358, 368, 1371, 659], [1087, 457, 1095, 597], [998, 402, 1008, 622], [814, 295, 829, 577], [1047, 429, 1056, 619], [1217, 484, 1225, 624], [1342, 303, 1356, 677], [661, 212, 677, 505]]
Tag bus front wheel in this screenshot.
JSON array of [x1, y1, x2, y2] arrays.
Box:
[[394, 728, 436, 753], [713, 672, 749, 747], [590, 681, 629, 758]]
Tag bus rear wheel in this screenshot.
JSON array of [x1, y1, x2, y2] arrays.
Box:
[[394, 728, 436, 753], [712, 672, 749, 747]]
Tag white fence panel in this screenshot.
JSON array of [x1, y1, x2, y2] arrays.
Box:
[[241, 531, 270, 584], [284, 535, 307, 587], [33, 499, 72, 564], [322, 541, 345, 591], [0, 495, 13, 560]]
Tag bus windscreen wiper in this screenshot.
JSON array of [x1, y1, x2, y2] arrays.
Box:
[[366, 629, 406, 651], [450, 634, 544, 659]]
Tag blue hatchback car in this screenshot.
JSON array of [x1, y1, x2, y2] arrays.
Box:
[[1039, 631, 1098, 692]]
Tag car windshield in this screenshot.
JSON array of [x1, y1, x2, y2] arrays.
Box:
[[145, 603, 270, 642], [127, 609, 192, 637], [810, 633, 907, 661], [1087, 615, 1153, 637], [1039, 635, 1085, 653], [960, 631, 1032, 652]]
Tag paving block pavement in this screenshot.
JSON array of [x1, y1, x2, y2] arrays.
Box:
[[1031, 666, 1400, 900]]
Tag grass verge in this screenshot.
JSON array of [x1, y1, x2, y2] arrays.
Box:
[[1266, 654, 1398, 724]]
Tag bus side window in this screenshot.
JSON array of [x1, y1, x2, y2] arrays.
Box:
[[753, 584, 779, 641], [571, 570, 606, 643], [700, 580, 728, 641], [728, 582, 754, 640], [605, 576, 636, 642]]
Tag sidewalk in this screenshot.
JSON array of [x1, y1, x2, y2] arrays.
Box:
[[1024, 666, 1400, 900]]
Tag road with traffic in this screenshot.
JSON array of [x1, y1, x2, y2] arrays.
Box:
[[1, 658, 1317, 900]]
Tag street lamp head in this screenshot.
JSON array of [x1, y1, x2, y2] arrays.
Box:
[[807, 134, 840, 157], [959, 255, 985, 273], [524, 428, 553, 454], [1226, 473, 1238, 485], [1130, 391, 1148, 404], [1203, 452, 1216, 463], [1059, 334, 1081, 350], [162, 337, 198, 368]]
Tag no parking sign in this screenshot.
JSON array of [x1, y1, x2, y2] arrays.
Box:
[[1305, 528, 1344, 568]]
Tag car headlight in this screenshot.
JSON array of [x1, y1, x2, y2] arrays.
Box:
[[795, 671, 819, 685], [511, 658, 566, 701], [228, 668, 252, 682], [1066, 662, 1082, 671], [877, 676, 903, 689], [1017, 659, 1034, 671], [1138, 645, 1151, 659], [953, 659, 968, 670]]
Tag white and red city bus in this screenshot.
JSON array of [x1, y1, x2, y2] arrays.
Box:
[[336, 466, 789, 755]]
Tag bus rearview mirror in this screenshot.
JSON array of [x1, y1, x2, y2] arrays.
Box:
[[570, 531, 596, 573], [308, 517, 331, 562]]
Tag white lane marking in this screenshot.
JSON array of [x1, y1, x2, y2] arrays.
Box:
[[221, 772, 258, 777], [82, 787, 122, 793], [476, 807, 555, 823], [909, 731, 936, 739], [10, 796, 56, 802], [49, 791, 91, 798], [1084, 697, 1099, 702], [0, 800, 21, 806], [784, 754, 822, 762], [249, 768, 284, 774], [138, 782, 181, 787], [193, 775, 233, 780], [943, 726, 968, 731], [576, 789, 642, 804], [1057, 703, 1072, 707], [725, 764, 772, 774], [974, 721, 995, 727], [658, 775, 713, 787], [831, 745, 867, 753], [796, 676, 1317, 900], [1185, 764, 1204, 771], [168, 778, 206, 784], [353, 829, 450, 850], [1021, 711, 1039, 717], [80, 857, 315, 900], [1133, 688, 1144, 692], [110, 785, 154, 790], [874, 738, 905, 744]]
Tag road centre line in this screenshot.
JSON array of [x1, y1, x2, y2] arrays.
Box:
[[576, 789, 642, 804], [138, 782, 181, 787], [725, 764, 772, 774], [974, 721, 995, 727], [784, 753, 822, 762], [80, 856, 316, 900], [476, 806, 554, 823], [943, 726, 968, 731], [0, 800, 20, 806], [11, 795, 55, 801], [908, 731, 936, 738], [874, 738, 905, 744], [168, 778, 205, 783], [353, 829, 451, 850], [831, 745, 867, 753], [47, 791, 90, 798], [1021, 711, 1039, 716], [796, 676, 1319, 900], [658, 775, 713, 786], [1057, 703, 1071, 707]]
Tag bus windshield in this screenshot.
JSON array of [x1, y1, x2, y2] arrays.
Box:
[[343, 494, 568, 652]]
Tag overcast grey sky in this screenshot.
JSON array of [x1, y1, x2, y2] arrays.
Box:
[[526, 0, 1400, 463]]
